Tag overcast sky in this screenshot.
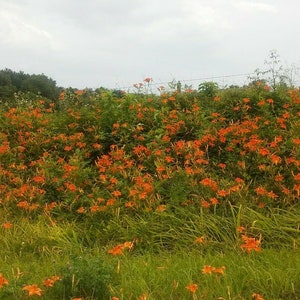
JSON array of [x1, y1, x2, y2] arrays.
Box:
[[1, 0, 300, 90]]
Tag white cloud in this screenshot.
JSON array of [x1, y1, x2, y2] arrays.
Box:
[[0, 0, 299, 89], [233, 0, 278, 14], [0, 1, 62, 50]]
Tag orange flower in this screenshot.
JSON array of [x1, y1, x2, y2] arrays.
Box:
[[112, 190, 122, 197], [241, 235, 261, 252], [139, 293, 148, 300], [194, 235, 205, 244], [186, 283, 198, 293], [22, 284, 43, 296], [213, 266, 225, 275], [210, 197, 219, 205], [202, 265, 225, 275], [201, 200, 211, 208], [258, 148, 270, 156], [123, 241, 134, 250], [255, 186, 267, 196], [0, 273, 9, 288], [200, 177, 218, 191], [252, 293, 264, 300], [108, 244, 124, 256], [202, 265, 215, 274], [43, 275, 60, 287], [32, 175, 45, 184], [2, 222, 13, 229], [270, 154, 282, 165], [237, 226, 245, 233], [156, 205, 167, 212], [217, 189, 228, 197], [64, 145, 73, 151], [77, 207, 86, 213]]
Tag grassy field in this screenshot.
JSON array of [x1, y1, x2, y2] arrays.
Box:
[[0, 81, 299, 299]]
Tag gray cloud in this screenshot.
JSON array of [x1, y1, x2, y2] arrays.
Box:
[[1, 0, 299, 89]]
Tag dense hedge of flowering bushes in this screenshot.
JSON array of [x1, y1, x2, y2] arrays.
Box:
[[0, 84, 299, 222]]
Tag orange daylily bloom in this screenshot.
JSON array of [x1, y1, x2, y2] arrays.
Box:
[[22, 284, 43, 296], [108, 244, 124, 256], [194, 235, 205, 244], [202, 265, 225, 275], [0, 273, 9, 288], [186, 283, 198, 293], [2, 222, 13, 229], [241, 235, 261, 252], [202, 265, 215, 274], [252, 293, 264, 300]]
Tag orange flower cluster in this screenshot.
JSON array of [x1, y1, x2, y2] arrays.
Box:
[[0, 273, 8, 288], [202, 265, 226, 275], [240, 235, 262, 252], [108, 241, 134, 256]]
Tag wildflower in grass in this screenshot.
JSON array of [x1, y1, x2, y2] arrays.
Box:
[[237, 226, 246, 233], [294, 173, 300, 181], [139, 293, 148, 300], [0, 273, 8, 288], [270, 154, 282, 165], [43, 202, 57, 212], [77, 207, 86, 213], [275, 174, 284, 182], [213, 266, 226, 275], [43, 275, 60, 287], [108, 244, 124, 256], [112, 297, 119, 300], [210, 197, 219, 205], [32, 175, 45, 184], [2, 222, 13, 229], [258, 148, 270, 156], [241, 235, 261, 252], [292, 139, 300, 145], [0, 142, 9, 154], [202, 265, 225, 275], [186, 283, 198, 293], [22, 284, 43, 296], [194, 235, 205, 244], [201, 200, 211, 208], [267, 191, 278, 199], [64, 145, 72, 151], [200, 177, 218, 191], [252, 293, 264, 300], [64, 182, 77, 192], [202, 265, 215, 274], [217, 189, 228, 197], [156, 204, 167, 212], [255, 186, 267, 196], [106, 198, 116, 206], [112, 190, 122, 197], [108, 241, 134, 256], [17, 201, 30, 210], [125, 201, 135, 208]]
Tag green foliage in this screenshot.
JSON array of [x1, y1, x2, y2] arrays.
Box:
[[198, 81, 219, 98], [0, 69, 60, 101], [60, 256, 113, 300], [0, 67, 300, 299]]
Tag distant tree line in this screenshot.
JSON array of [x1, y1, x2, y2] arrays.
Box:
[[0, 68, 60, 101]]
